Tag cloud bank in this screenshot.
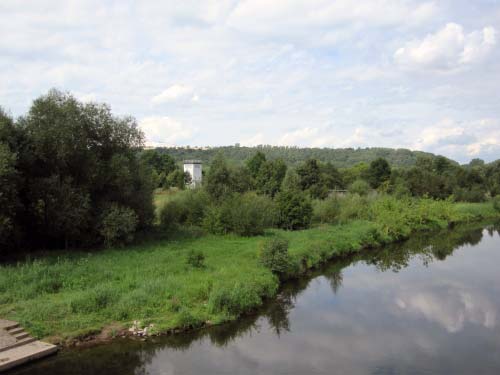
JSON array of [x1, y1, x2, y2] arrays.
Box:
[[1, 0, 500, 162]]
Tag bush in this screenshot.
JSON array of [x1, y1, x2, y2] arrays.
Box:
[[159, 200, 187, 232], [159, 189, 210, 232], [258, 237, 290, 275], [276, 190, 312, 230], [208, 282, 263, 316], [312, 195, 341, 224], [186, 249, 205, 268], [493, 196, 500, 212], [203, 192, 276, 236], [337, 194, 369, 223], [453, 186, 486, 202], [349, 179, 370, 196], [224, 192, 276, 236], [99, 204, 138, 247], [202, 205, 227, 235]]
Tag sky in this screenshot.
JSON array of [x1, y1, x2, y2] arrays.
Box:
[[1, 1, 500, 163]]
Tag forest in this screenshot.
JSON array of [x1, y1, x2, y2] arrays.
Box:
[[157, 145, 440, 168]]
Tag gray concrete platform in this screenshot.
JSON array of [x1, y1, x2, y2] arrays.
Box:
[[0, 319, 58, 372]]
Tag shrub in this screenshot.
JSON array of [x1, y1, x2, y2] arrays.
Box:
[[159, 189, 210, 231], [349, 179, 370, 196], [159, 200, 187, 232], [203, 192, 277, 236], [276, 190, 312, 230], [493, 196, 500, 212], [453, 186, 486, 202], [202, 205, 227, 234], [176, 308, 202, 329], [224, 192, 277, 236], [258, 237, 290, 275], [312, 195, 341, 224], [186, 249, 205, 268], [337, 194, 369, 223], [99, 204, 138, 247], [208, 282, 263, 316]]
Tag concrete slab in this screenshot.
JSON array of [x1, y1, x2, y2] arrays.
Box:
[[0, 341, 58, 372], [0, 321, 18, 331]]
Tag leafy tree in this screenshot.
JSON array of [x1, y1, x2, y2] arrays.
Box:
[[141, 149, 177, 188], [469, 158, 485, 168], [99, 204, 138, 247], [230, 165, 254, 193], [205, 152, 232, 201], [485, 161, 500, 197], [296, 158, 321, 191], [0, 109, 23, 250], [259, 237, 290, 276], [281, 169, 301, 191], [246, 151, 266, 178], [166, 169, 190, 189], [366, 157, 391, 188], [3, 89, 153, 251], [141, 149, 176, 176], [341, 162, 369, 186], [276, 189, 312, 230], [320, 162, 344, 190], [349, 179, 370, 196], [256, 159, 287, 197], [433, 156, 453, 174]]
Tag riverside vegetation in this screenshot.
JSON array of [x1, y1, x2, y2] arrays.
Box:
[[1, 90, 500, 344]]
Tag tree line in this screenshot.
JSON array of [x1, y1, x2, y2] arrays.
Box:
[[157, 145, 443, 168], [2, 90, 499, 255]]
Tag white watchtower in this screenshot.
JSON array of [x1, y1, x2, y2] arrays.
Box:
[[183, 160, 202, 188]]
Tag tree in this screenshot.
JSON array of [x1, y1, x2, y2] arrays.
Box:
[[296, 159, 321, 191], [320, 162, 344, 190], [366, 158, 391, 188], [141, 149, 177, 188], [0, 109, 23, 251], [246, 151, 267, 178], [5, 89, 153, 250], [349, 179, 370, 196], [205, 152, 232, 201], [256, 159, 287, 197], [276, 189, 313, 230], [166, 169, 190, 189]]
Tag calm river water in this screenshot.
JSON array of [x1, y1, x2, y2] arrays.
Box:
[[11, 223, 500, 375]]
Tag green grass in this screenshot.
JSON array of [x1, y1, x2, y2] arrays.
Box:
[[0, 200, 498, 343], [453, 202, 498, 220]]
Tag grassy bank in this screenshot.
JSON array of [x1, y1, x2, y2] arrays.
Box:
[[0, 200, 498, 344]]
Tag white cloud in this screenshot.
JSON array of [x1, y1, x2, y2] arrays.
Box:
[[152, 84, 195, 104], [1, 1, 500, 162], [139, 116, 196, 146], [394, 23, 497, 72], [412, 118, 500, 160], [396, 286, 496, 333], [240, 133, 266, 146], [227, 0, 436, 36], [279, 127, 320, 146]]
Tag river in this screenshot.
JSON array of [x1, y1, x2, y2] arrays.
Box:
[[11, 223, 500, 374]]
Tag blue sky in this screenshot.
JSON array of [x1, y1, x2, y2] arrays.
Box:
[[1, 0, 500, 162]]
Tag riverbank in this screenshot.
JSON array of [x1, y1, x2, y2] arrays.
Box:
[[0, 201, 498, 346]]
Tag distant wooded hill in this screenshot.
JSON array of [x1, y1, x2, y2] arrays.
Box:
[[156, 146, 453, 168]]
